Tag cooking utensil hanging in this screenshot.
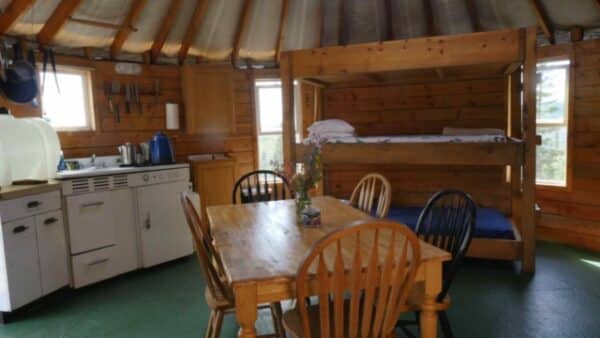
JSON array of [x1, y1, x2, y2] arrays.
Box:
[[124, 83, 131, 113], [111, 81, 121, 122]]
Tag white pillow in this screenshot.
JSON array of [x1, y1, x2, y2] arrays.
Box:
[[442, 127, 505, 136], [307, 119, 355, 135], [309, 131, 355, 139]]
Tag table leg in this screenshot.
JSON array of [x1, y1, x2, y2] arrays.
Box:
[[234, 282, 258, 338], [420, 261, 442, 338]]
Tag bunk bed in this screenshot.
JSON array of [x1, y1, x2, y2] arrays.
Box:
[[280, 27, 538, 273]]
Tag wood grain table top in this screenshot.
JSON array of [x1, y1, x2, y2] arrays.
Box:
[[207, 196, 450, 284]]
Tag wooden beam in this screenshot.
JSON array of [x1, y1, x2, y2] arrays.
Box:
[[110, 0, 147, 59], [504, 62, 521, 75], [274, 0, 290, 64], [231, 0, 254, 66], [317, 0, 325, 47], [38, 0, 83, 46], [178, 0, 209, 64], [528, 0, 554, 44], [150, 0, 182, 63], [464, 0, 480, 32], [280, 52, 296, 167], [570, 26, 583, 42], [423, 0, 435, 36], [383, 0, 394, 41], [0, 0, 34, 34], [68, 17, 135, 31], [338, 0, 346, 45]]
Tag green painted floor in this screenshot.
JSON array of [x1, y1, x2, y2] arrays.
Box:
[[0, 241, 599, 338]]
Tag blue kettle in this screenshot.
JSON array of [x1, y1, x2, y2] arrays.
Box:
[[150, 132, 175, 165]]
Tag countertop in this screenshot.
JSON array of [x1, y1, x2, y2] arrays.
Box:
[[0, 181, 62, 200], [55, 163, 190, 180]]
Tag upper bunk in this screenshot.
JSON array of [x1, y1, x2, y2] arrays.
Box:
[[282, 28, 531, 167]]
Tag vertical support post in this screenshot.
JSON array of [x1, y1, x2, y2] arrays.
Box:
[[280, 52, 296, 168], [508, 67, 523, 233], [521, 26, 537, 273]]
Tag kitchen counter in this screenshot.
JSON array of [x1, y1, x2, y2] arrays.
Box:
[[0, 181, 62, 200], [55, 163, 190, 180]]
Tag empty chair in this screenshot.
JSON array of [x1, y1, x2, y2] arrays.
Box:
[[232, 170, 292, 204], [282, 220, 421, 338], [349, 173, 392, 218], [398, 189, 476, 338], [179, 192, 285, 338]]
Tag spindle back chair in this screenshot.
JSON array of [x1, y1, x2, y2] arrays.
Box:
[[232, 170, 292, 204], [349, 173, 392, 218]]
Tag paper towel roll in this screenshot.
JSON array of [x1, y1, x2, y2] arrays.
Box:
[[166, 103, 180, 130]]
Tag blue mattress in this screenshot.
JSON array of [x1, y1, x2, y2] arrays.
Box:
[[386, 206, 515, 240]]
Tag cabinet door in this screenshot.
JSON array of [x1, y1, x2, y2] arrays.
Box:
[[193, 160, 236, 221], [181, 64, 235, 135], [136, 182, 194, 267], [35, 211, 69, 295], [66, 191, 116, 254], [110, 189, 139, 275], [1, 217, 42, 310]]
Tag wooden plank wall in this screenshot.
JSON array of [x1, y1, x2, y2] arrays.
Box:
[[1, 57, 256, 178], [318, 76, 512, 214], [537, 39, 600, 252]]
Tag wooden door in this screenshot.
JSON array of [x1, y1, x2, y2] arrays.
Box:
[[192, 158, 236, 221], [181, 64, 235, 135]]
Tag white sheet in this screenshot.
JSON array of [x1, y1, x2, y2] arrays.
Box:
[[304, 134, 510, 144]]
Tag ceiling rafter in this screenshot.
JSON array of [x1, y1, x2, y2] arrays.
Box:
[[338, 0, 346, 45], [274, 0, 290, 64], [0, 0, 35, 34], [37, 0, 83, 46], [528, 0, 554, 44], [423, 0, 436, 36], [383, 0, 394, 41], [150, 0, 182, 63], [178, 0, 209, 64], [465, 0, 481, 32], [231, 0, 254, 66], [317, 0, 324, 47], [110, 0, 147, 59]]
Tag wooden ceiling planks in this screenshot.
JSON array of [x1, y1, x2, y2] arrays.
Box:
[[231, 0, 254, 66], [178, 0, 209, 64], [274, 0, 290, 64], [150, 0, 182, 63], [0, 0, 34, 34], [528, 0, 554, 44], [37, 0, 83, 46], [110, 0, 147, 59]]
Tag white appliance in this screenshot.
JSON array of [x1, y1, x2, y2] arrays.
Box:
[[58, 162, 193, 288]]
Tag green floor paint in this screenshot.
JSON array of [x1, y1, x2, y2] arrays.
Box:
[[0, 241, 598, 338]]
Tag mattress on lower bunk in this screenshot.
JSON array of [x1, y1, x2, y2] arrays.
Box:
[[304, 134, 510, 144], [386, 206, 515, 240]]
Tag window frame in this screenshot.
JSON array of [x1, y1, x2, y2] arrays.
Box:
[[535, 56, 574, 191], [39, 64, 96, 132], [254, 77, 284, 171]]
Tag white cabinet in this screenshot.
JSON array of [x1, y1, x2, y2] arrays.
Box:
[[65, 191, 116, 254], [35, 211, 69, 295], [136, 181, 193, 267], [0, 217, 42, 311], [109, 189, 139, 276]]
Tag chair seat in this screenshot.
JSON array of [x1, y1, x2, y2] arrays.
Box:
[[405, 282, 451, 312]]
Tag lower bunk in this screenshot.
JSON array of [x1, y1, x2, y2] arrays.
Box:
[[386, 205, 523, 261]]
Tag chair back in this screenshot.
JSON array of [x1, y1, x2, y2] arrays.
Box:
[[232, 170, 292, 204], [349, 173, 392, 218], [179, 192, 231, 301], [295, 221, 421, 338], [415, 189, 476, 300]]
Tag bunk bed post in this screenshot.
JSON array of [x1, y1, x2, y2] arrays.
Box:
[[521, 26, 538, 273], [508, 68, 523, 233], [280, 52, 296, 167]]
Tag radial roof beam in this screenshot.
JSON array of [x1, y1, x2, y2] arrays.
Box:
[[465, 0, 480, 32], [38, 0, 83, 46], [275, 0, 290, 64], [110, 0, 147, 59], [150, 0, 182, 63], [178, 0, 209, 64], [423, 0, 436, 36], [231, 0, 254, 66], [338, 0, 346, 45], [383, 0, 394, 41], [0, 0, 35, 34], [528, 0, 554, 44]]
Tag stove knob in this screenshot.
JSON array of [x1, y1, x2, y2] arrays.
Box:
[[142, 174, 149, 182]]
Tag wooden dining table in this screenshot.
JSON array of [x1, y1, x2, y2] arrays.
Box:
[[207, 196, 451, 338]]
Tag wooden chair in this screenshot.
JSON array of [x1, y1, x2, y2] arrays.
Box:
[[232, 170, 292, 204], [282, 221, 421, 338], [180, 192, 285, 338], [398, 189, 476, 338], [349, 173, 392, 218]]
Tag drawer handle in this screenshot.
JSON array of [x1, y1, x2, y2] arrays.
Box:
[[12, 225, 29, 234], [87, 258, 109, 266], [27, 201, 42, 209], [81, 201, 105, 209], [44, 217, 59, 225]]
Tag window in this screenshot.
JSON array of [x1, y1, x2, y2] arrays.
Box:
[[536, 60, 570, 187], [255, 80, 283, 171], [39, 66, 94, 131]]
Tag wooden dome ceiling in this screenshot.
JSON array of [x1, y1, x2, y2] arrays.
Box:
[[0, 0, 598, 65]]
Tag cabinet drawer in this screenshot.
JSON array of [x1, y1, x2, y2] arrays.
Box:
[[71, 246, 117, 288], [66, 192, 116, 254], [0, 190, 61, 223]]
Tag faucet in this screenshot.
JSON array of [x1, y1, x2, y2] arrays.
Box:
[[91, 154, 96, 168]]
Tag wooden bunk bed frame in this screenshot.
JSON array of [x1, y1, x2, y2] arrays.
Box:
[[280, 27, 538, 273]]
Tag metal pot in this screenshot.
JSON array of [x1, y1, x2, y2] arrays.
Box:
[[118, 143, 136, 166], [139, 142, 151, 166]]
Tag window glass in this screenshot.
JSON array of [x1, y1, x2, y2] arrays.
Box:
[[255, 80, 283, 171], [39, 67, 94, 131], [535, 60, 569, 187]]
